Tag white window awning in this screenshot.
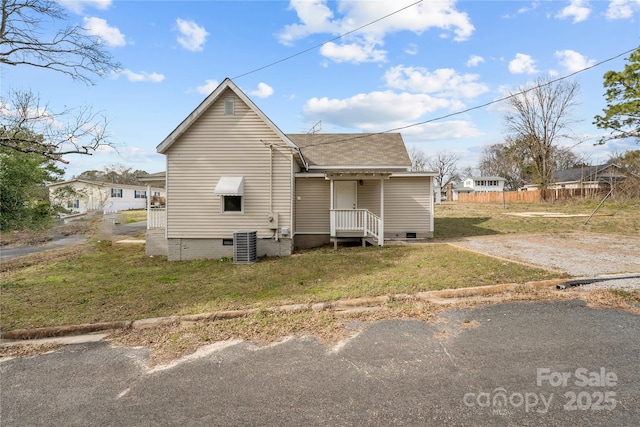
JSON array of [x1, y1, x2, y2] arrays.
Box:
[[214, 176, 244, 196]]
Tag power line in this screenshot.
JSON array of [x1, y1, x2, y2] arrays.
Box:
[[232, 0, 423, 80], [300, 46, 639, 149]]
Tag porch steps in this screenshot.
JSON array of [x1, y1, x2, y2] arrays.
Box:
[[331, 236, 381, 249]]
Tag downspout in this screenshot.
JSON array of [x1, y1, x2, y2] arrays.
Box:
[[270, 143, 278, 241], [261, 139, 277, 241]]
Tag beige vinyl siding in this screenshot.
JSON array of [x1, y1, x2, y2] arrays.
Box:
[[166, 89, 293, 239], [356, 179, 382, 216], [384, 176, 432, 235], [294, 177, 330, 233]]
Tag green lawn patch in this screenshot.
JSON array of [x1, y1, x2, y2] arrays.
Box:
[[0, 242, 561, 331], [434, 201, 640, 238]]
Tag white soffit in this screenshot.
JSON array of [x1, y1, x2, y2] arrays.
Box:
[[214, 176, 244, 196]]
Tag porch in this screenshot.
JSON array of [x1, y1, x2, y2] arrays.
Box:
[[327, 173, 389, 248], [330, 209, 382, 248]]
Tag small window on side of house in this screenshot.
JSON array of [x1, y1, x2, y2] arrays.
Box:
[[224, 97, 235, 115], [222, 195, 242, 213], [111, 188, 123, 198]]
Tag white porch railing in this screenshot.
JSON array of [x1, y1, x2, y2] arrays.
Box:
[[330, 209, 383, 246], [147, 208, 166, 229]]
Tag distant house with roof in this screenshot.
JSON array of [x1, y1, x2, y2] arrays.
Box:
[[523, 164, 626, 191], [142, 78, 436, 261], [48, 179, 165, 214]]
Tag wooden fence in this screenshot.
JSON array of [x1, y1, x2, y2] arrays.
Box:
[[457, 188, 608, 203]]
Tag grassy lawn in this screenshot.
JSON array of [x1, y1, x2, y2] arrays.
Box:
[[435, 200, 640, 238], [119, 209, 147, 224], [1, 242, 560, 331], [2, 199, 637, 332]]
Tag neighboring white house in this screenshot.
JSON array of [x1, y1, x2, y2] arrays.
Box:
[[449, 176, 505, 200], [48, 179, 166, 214]]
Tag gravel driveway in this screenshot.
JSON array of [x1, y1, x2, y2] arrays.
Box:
[[449, 233, 640, 292]]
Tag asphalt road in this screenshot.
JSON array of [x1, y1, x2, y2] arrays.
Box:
[[2, 301, 638, 426], [0, 220, 146, 262]]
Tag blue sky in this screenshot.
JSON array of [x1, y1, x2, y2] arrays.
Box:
[[2, 0, 640, 178]]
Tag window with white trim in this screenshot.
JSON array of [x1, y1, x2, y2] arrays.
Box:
[[67, 199, 80, 209], [111, 188, 123, 198], [134, 190, 147, 199]]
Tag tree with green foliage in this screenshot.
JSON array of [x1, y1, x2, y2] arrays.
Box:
[[0, 0, 121, 231], [0, 143, 63, 231], [594, 47, 640, 144]]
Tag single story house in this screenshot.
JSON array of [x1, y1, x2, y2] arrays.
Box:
[[144, 78, 436, 261], [48, 179, 166, 214], [523, 164, 626, 191]]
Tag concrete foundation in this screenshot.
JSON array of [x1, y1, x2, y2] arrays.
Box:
[[294, 234, 331, 250], [166, 238, 293, 261], [146, 229, 168, 257]]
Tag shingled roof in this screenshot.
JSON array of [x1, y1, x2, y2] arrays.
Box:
[[552, 164, 625, 183], [286, 133, 411, 169]]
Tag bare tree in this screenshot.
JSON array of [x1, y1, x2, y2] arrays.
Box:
[[408, 146, 428, 171], [0, 0, 120, 84], [504, 77, 580, 199], [0, 90, 111, 163], [460, 166, 476, 180], [426, 151, 460, 190], [478, 141, 533, 191]]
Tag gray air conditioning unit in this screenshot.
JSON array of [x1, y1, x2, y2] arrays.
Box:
[[233, 231, 257, 264]]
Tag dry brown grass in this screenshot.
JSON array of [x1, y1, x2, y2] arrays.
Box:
[[105, 285, 638, 367]]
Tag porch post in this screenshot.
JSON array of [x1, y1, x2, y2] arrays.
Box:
[[330, 179, 335, 248], [146, 184, 151, 230]]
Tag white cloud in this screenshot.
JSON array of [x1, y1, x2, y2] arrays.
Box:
[[466, 55, 485, 67], [502, 1, 540, 19], [384, 65, 489, 99], [196, 80, 219, 95], [115, 69, 165, 83], [278, 0, 340, 46], [320, 41, 386, 63], [403, 121, 484, 141], [508, 53, 538, 74], [605, 0, 640, 19], [303, 91, 456, 131], [175, 18, 209, 52], [59, 0, 111, 14], [404, 43, 419, 55], [556, 0, 592, 23], [278, 0, 474, 64], [555, 49, 596, 72], [249, 83, 274, 98], [83, 17, 126, 47]]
